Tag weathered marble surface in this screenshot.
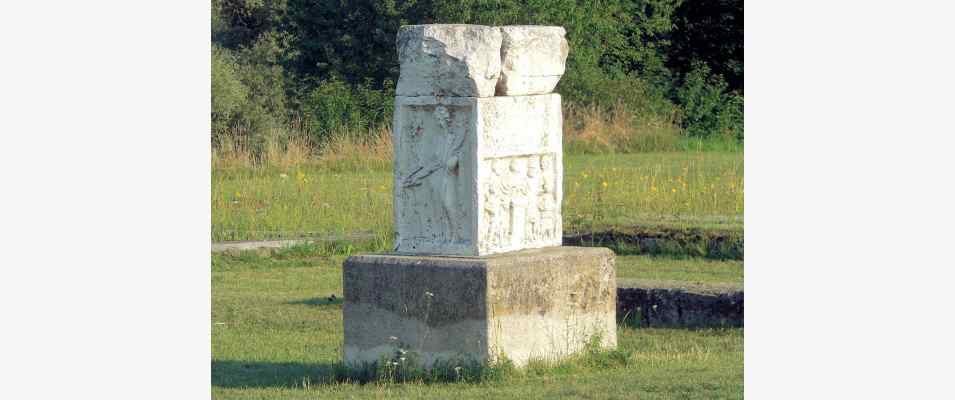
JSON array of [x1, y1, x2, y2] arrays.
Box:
[[343, 247, 617, 367], [395, 24, 502, 98], [343, 25, 618, 371], [496, 26, 568, 96], [392, 94, 563, 256]]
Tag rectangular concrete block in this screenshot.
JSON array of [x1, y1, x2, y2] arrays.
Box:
[[342, 246, 616, 368], [392, 94, 563, 256]]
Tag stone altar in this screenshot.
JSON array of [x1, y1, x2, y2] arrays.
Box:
[[392, 94, 563, 256], [344, 24, 615, 369]]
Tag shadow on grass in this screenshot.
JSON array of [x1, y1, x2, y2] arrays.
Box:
[[212, 360, 342, 388], [287, 297, 343, 306], [212, 358, 513, 388]]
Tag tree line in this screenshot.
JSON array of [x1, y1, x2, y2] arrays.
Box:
[[212, 0, 742, 152]]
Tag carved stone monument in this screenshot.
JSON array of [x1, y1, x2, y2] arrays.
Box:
[[344, 24, 616, 368], [393, 94, 563, 256]]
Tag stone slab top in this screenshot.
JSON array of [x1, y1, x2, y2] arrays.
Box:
[[349, 246, 612, 264], [396, 24, 503, 97], [395, 24, 568, 97], [617, 278, 743, 295]]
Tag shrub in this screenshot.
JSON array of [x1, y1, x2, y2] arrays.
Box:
[[211, 0, 745, 154], [564, 102, 682, 154], [211, 33, 294, 155], [669, 0, 743, 92], [301, 77, 394, 143], [676, 62, 743, 140], [211, 45, 248, 136]]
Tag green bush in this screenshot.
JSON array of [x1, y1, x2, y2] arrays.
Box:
[[669, 0, 743, 92], [211, 0, 744, 152], [211, 33, 293, 153], [301, 77, 394, 142], [675, 62, 743, 140], [719, 92, 744, 141], [211, 45, 248, 136]]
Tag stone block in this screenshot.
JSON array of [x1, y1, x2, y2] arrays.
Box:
[[392, 94, 563, 256], [496, 26, 569, 96], [342, 247, 617, 368], [617, 279, 743, 327], [396, 24, 502, 97]]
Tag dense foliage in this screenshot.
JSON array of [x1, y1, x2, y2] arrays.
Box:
[[211, 0, 743, 150]]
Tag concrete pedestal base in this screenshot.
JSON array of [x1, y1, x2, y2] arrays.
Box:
[[342, 246, 616, 368]]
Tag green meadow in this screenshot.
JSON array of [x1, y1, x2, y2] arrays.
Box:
[[212, 247, 743, 399], [212, 152, 743, 243]]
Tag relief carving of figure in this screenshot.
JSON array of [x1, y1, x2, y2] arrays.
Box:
[[524, 156, 541, 243], [538, 155, 557, 240], [482, 181, 497, 251], [400, 105, 466, 243], [489, 159, 510, 248], [504, 159, 529, 247]]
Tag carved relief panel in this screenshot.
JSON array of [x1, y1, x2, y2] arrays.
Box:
[[393, 94, 562, 256], [393, 97, 478, 255]]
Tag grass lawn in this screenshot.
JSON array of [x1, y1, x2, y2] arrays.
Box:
[[212, 152, 743, 242], [212, 247, 743, 399], [616, 255, 743, 283]]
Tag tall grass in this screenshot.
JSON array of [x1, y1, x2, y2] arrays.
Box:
[[564, 103, 684, 154], [212, 125, 313, 170], [315, 126, 392, 172], [211, 103, 743, 242], [563, 152, 743, 232], [212, 153, 742, 242], [211, 102, 733, 169], [212, 124, 392, 171]]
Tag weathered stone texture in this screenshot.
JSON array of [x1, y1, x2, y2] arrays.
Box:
[[342, 247, 616, 367], [496, 26, 569, 96], [396, 24, 503, 97], [392, 94, 563, 256], [341, 23, 614, 371], [616, 279, 743, 327]]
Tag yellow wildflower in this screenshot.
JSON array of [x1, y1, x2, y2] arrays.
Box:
[[601, 181, 608, 188]]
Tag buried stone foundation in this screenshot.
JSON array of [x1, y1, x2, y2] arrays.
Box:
[[343, 247, 616, 368]]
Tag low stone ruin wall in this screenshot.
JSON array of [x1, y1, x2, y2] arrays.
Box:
[[616, 280, 743, 328]]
